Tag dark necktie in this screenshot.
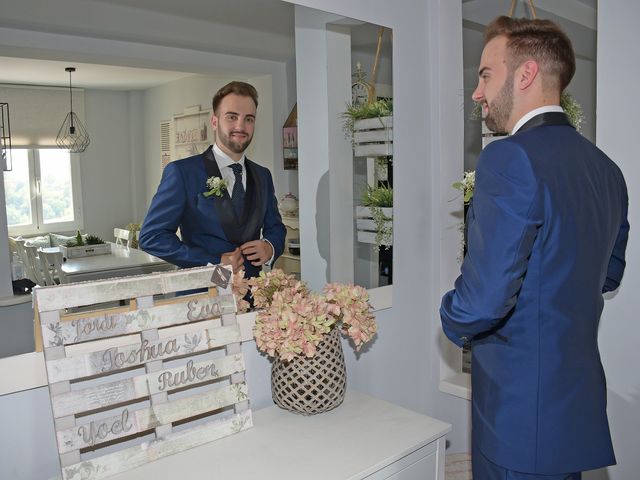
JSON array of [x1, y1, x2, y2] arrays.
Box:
[[230, 163, 245, 217]]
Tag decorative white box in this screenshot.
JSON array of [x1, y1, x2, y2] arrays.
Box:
[[59, 243, 111, 259], [355, 205, 393, 246], [353, 116, 393, 157]]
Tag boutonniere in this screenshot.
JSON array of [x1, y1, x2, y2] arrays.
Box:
[[203, 176, 228, 198]]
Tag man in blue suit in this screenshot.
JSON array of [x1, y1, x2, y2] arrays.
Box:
[[440, 16, 629, 479], [140, 81, 286, 279]]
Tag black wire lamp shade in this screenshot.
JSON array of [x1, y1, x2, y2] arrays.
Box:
[[56, 67, 90, 153], [0, 102, 11, 171]]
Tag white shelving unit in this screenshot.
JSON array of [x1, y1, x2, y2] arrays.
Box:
[[353, 116, 393, 288], [274, 214, 300, 278], [171, 106, 213, 163]]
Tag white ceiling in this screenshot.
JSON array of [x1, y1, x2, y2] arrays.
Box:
[[0, 57, 193, 90], [0, 0, 597, 91]]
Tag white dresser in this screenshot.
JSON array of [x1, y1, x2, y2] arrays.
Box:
[[109, 390, 451, 479]]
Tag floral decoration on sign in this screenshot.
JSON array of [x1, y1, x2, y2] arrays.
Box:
[[249, 269, 377, 362], [203, 176, 228, 198]]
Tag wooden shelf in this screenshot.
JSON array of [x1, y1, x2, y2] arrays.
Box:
[[280, 253, 300, 261]]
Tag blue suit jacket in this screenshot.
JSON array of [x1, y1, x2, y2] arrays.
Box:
[[441, 113, 629, 474], [139, 146, 286, 278]]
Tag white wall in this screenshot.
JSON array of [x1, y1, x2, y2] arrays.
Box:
[[82, 89, 137, 241], [594, 1, 640, 478]]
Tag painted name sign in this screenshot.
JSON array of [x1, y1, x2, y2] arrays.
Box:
[[45, 294, 235, 347], [157, 359, 220, 392], [77, 409, 133, 448], [102, 338, 180, 372]]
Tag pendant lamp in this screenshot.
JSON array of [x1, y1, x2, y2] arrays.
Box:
[[0, 102, 11, 171], [56, 67, 90, 153]]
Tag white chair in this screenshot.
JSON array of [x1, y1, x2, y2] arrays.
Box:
[[23, 245, 48, 286], [9, 238, 35, 282], [39, 248, 67, 285], [114, 228, 134, 247]]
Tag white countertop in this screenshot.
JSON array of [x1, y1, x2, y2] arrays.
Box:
[[105, 390, 451, 480]]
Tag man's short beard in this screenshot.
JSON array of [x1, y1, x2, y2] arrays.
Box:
[[220, 131, 252, 154], [485, 71, 514, 134]]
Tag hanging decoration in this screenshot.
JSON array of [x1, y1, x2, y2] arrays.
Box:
[[0, 102, 11, 171], [509, 0, 537, 18], [56, 67, 90, 153]]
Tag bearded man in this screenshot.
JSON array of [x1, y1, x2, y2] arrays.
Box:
[[140, 81, 285, 279], [440, 16, 629, 479]]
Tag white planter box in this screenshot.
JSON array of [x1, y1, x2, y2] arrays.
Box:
[[353, 116, 393, 158], [356, 206, 393, 218], [355, 206, 393, 246], [60, 243, 111, 259]]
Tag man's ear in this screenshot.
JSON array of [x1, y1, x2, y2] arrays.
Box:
[[210, 112, 218, 131], [517, 60, 539, 90]]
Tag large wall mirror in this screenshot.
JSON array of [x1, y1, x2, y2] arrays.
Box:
[[0, 0, 392, 360]]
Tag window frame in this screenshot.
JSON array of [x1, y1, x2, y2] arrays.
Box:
[[4, 146, 84, 237]]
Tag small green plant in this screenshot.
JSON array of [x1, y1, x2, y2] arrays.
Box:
[[370, 206, 392, 249], [64, 231, 105, 247], [452, 171, 475, 205], [361, 183, 393, 208], [560, 92, 584, 132], [361, 183, 393, 249], [341, 98, 393, 140], [85, 234, 105, 245]]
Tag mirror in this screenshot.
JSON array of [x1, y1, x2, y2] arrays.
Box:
[[0, 0, 393, 359]]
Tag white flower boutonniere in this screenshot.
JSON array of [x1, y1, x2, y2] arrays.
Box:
[[203, 176, 228, 198]]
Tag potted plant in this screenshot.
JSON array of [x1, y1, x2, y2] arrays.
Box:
[[356, 183, 393, 249], [60, 231, 110, 259], [245, 269, 377, 415], [342, 98, 393, 157]]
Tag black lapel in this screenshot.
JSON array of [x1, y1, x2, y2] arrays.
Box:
[[202, 147, 242, 245], [239, 159, 265, 244], [516, 111, 572, 134]]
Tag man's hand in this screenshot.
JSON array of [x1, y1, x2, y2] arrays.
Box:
[[220, 247, 244, 272], [240, 240, 273, 266]]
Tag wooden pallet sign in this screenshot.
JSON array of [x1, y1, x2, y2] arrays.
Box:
[[34, 265, 252, 480], [353, 116, 393, 157]]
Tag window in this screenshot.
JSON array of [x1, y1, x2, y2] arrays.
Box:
[[3, 148, 83, 236]]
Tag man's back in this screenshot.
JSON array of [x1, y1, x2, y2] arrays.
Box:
[[467, 122, 627, 473]]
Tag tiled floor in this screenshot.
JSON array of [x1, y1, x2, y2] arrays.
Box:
[[445, 452, 472, 479]]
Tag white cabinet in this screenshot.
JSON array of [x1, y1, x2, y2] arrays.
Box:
[[109, 390, 451, 480]]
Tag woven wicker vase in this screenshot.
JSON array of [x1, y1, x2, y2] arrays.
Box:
[[271, 327, 347, 415]]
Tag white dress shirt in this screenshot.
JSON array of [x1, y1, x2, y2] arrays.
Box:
[[213, 143, 246, 192]]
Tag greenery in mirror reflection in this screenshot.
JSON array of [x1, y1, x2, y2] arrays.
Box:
[[341, 98, 393, 141], [361, 183, 393, 249]]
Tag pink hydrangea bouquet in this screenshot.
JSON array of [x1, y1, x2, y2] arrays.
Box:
[[248, 269, 377, 362]]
